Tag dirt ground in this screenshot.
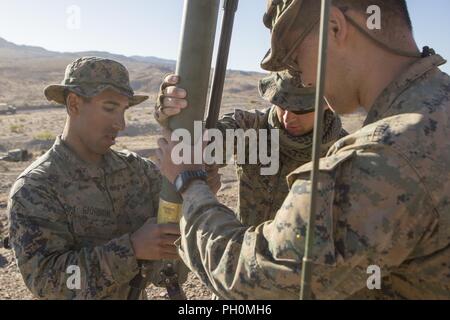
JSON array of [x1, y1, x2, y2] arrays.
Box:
[[0, 105, 364, 300]]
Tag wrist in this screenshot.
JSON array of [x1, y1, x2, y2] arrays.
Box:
[[180, 179, 207, 197], [130, 232, 141, 260], [153, 108, 169, 127]]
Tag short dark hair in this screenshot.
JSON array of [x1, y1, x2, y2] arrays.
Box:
[[333, 0, 413, 31], [64, 89, 91, 106]]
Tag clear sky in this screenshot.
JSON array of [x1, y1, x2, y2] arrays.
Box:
[[0, 0, 449, 73]]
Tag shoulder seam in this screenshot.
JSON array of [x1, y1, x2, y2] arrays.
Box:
[[17, 154, 52, 180]]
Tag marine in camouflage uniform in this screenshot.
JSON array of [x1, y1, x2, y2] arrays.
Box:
[[8, 138, 161, 299], [216, 72, 344, 226], [7, 57, 164, 299], [158, 1, 450, 299]]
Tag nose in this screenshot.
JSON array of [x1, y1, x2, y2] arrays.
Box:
[[113, 112, 126, 132]]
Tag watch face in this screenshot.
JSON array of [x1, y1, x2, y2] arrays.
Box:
[[175, 175, 184, 192]]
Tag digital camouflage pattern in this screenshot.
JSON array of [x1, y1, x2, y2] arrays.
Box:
[[258, 70, 317, 114], [216, 107, 344, 227], [44, 57, 148, 107], [8, 137, 162, 299], [261, 0, 321, 71], [177, 54, 450, 299]]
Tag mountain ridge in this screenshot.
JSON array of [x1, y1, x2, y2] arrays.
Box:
[[0, 36, 264, 107]]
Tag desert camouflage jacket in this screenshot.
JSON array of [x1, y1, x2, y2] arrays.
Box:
[[216, 107, 344, 226], [7, 137, 161, 300], [178, 54, 450, 299]]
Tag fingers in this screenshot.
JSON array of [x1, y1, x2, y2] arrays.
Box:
[[161, 74, 180, 92], [160, 75, 187, 114], [164, 74, 180, 86], [163, 96, 188, 109], [157, 223, 181, 236], [164, 86, 187, 99], [159, 106, 183, 117], [159, 235, 181, 246], [160, 97, 188, 117], [155, 75, 187, 127]]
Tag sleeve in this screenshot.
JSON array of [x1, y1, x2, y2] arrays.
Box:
[[8, 180, 140, 300], [214, 108, 270, 167], [216, 108, 268, 133], [178, 146, 438, 299]]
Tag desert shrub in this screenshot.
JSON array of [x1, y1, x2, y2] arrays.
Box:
[[35, 131, 55, 141], [10, 124, 24, 133]]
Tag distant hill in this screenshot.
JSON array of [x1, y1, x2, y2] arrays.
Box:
[[0, 36, 266, 108]]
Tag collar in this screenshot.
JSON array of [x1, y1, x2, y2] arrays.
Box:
[[52, 136, 127, 180], [364, 54, 447, 126]]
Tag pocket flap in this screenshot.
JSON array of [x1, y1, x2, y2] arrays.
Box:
[[287, 150, 355, 188]]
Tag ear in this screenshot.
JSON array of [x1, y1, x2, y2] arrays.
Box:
[[329, 7, 348, 47], [66, 92, 81, 116]]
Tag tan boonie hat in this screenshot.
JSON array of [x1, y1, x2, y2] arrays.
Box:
[[259, 70, 316, 114], [44, 57, 149, 107]]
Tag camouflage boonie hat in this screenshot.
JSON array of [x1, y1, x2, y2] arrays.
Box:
[[44, 57, 148, 107], [261, 0, 321, 72], [260, 0, 422, 71], [259, 71, 316, 114]]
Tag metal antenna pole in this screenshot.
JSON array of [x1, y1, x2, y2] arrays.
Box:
[[300, 0, 332, 301]]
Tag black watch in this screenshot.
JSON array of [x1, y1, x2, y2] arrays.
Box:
[[174, 170, 208, 194]]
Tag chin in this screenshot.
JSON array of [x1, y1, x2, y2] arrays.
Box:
[[328, 96, 360, 115], [287, 129, 304, 137], [338, 105, 360, 115]]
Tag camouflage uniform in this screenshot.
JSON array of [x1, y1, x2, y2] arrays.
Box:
[[8, 137, 161, 299], [7, 57, 162, 300], [8, 138, 160, 299], [216, 106, 343, 226], [177, 54, 450, 299]]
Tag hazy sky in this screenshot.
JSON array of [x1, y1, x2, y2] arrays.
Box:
[[0, 0, 449, 73]]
